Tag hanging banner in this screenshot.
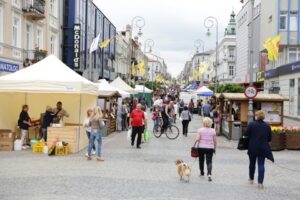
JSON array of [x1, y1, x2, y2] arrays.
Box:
[[73, 24, 81, 69]]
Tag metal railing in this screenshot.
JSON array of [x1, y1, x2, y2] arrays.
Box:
[[22, 0, 45, 16]]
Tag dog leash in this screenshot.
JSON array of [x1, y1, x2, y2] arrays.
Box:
[[266, 160, 300, 173]]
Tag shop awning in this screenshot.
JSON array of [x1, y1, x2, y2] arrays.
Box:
[[215, 93, 289, 101]]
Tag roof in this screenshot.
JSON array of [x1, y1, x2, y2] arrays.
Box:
[[0, 55, 98, 95], [110, 77, 136, 94], [95, 79, 121, 97], [215, 93, 289, 101]]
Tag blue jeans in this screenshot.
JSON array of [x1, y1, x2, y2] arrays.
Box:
[[88, 129, 102, 157], [249, 154, 265, 184], [86, 131, 95, 151], [42, 128, 47, 141]]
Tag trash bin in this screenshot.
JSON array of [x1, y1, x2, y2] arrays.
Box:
[[232, 122, 242, 140]]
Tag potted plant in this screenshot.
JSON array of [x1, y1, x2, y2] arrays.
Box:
[[285, 126, 300, 150], [270, 126, 286, 151]]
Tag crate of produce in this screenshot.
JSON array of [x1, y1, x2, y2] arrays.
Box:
[[32, 142, 45, 154], [55, 146, 69, 156]]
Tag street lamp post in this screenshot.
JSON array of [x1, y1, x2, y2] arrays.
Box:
[[143, 39, 155, 97], [130, 16, 145, 85], [204, 16, 219, 93], [194, 39, 205, 53]]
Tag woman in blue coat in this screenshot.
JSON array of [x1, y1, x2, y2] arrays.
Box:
[[246, 110, 274, 190]]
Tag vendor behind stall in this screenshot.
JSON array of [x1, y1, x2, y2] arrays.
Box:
[[52, 101, 69, 123], [41, 106, 57, 141]]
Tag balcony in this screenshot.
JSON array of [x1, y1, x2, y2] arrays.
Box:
[[22, 0, 45, 20], [23, 48, 48, 66]]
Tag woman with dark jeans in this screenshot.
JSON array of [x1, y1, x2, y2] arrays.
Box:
[[196, 117, 217, 182], [180, 106, 192, 136], [246, 110, 274, 190]]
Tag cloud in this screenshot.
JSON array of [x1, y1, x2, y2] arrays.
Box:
[[94, 0, 242, 77]]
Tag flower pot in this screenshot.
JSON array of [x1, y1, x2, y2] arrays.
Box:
[[286, 133, 300, 150], [270, 132, 286, 151]]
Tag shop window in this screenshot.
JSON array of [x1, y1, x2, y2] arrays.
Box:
[[298, 78, 300, 116], [289, 79, 295, 115]]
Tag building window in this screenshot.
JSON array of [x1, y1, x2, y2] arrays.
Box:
[[290, 11, 298, 31], [36, 27, 43, 49], [12, 15, 21, 48], [0, 4, 3, 42], [229, 48, 235, 57], [50, 35, 57, 55], [280, 11, 287, 30], [50, 0, 57, 17], [229, 66, 234, 76], [25, 23, 33, 50], [288, 48, 300, 63]]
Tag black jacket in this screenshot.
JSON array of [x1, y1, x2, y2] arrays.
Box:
[[246, 120, 274, 162], [18, 111, 30, 130], [42, 111, 57, 129]]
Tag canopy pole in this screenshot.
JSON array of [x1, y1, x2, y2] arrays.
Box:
[[78, 94, 82, 152]]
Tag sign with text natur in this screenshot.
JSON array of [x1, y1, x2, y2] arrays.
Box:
[[73, 24, 81, 69], [244, 85, 258, 99]]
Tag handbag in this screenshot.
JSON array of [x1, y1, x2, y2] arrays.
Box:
[[191, 141, 199, 158], [237, 135, 249, 150], [127, 128, 132, 141], [144, 129, 151, 142]]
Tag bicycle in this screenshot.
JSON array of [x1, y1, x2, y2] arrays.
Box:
[[153, 116, 180, 139]]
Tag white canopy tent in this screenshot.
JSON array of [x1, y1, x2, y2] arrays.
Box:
[[95, 79, 121, 97], [134, 85, 153, 93], [0, 55, 98, 132], [110, 77, 136, 94]]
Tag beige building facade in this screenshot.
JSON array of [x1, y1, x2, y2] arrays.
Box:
[[0, 0, 60, 76]]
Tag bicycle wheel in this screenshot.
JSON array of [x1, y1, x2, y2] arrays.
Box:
[[153, 124, 162, 138], [166, 125, 180, 140]]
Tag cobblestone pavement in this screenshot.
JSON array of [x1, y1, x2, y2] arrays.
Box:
[[0, 114, 300, 200]]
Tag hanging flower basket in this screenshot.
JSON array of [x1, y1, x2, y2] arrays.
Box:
[[285, 126, 300, 150], [270, 126, 286, 151]]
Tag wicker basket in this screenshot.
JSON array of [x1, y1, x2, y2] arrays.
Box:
[[270, 132, 286, 151], [286, 133, 300, 150]]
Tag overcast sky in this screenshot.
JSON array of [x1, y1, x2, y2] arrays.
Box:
[[94, 0, 242, 77]]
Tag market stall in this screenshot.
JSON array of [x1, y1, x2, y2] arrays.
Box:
[[215, 93, 288, 140], [0, 55, 98, 152], [96, 79, 121, 136], [134, 85, 153, 107], [110, 77, 137, 94]]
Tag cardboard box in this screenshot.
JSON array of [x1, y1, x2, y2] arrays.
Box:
[[0, 130, 15, 142], [0, 141, 14, 151]]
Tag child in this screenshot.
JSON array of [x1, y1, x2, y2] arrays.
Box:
[[42, 106, 57, 141], [18, 105, 31, 150], [83, 108, 95, 157]]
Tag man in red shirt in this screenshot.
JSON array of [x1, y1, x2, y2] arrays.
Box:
[[130, 104, 147, 149]]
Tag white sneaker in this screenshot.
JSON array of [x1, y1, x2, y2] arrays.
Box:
[[85, 152, 89, 157], [92, 150, 96, 155], [22, 146, 27, 150]]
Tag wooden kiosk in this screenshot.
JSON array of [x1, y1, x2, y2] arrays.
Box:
[[215, 93, 288, 140], [98, 91, 121, 136]]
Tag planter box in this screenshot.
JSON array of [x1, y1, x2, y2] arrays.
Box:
[[286, 133, 300, 150], [270, 132, 286, 151]]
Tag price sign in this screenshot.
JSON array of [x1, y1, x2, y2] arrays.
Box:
[[244, 85, 258, 99]]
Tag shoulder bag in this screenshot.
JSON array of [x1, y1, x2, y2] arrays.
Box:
[[237, 135, 249, 150], [191, 140, 199, 158]]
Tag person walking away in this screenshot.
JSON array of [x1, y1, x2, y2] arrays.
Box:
[[173, 101, 178, 123], [179, 99, 184, 116], [121, 102, 129, 131], [202, 101, 212, 117], [246, 111, 274, 189], [141, 106, 148, 142], [130, 104, 146, 149], [87, 106, 106, 161], [188, 99, 194, 115], [212, 106, 220, 135], [41, 106, 57, 142], [196, 117, 217, 182], [198, 99, 203, 116], [180, 106, 192, 136], [18, 105, 31, 150], [83, 108, 96, 157]]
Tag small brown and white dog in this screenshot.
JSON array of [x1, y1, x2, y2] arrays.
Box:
[[175, 159, 191, 182]]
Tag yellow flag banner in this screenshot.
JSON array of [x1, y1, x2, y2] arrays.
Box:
[[138, 60, 146, 76], [131, 62, 136, 76], [263, 35, 280, 61], [199, 62, 209, 74], [194, 71, 200, 78], [99, 37, 114, 49]]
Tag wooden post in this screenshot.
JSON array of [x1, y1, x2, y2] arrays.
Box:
[[228, 101, 233, 140]]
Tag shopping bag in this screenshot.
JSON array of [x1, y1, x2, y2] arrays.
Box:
[[144, 129, 151, 142], [127, 128, 132, 142], [191, 141, 199, 158], [237, 135, 249, 150]]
